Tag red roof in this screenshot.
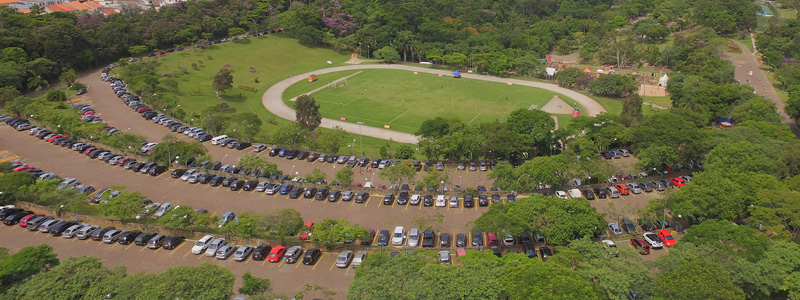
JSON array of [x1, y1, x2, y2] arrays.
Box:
[[102, 8, 117, 15], [67, 1, 90, 10], [16, 8, 31, 13], [45, 4, 77, 11], [84, 1, 103, 8], [0, 0, 20, 5]]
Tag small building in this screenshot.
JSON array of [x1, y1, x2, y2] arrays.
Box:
[[453, 70, 461, 78], [308, 74, 317, 82], [658, 74, 669, 87]]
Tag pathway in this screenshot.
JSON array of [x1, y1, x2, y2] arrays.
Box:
[[262, 65, 608, 144]]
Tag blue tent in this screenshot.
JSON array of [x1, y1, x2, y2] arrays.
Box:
[[453, 70, 461, 78]]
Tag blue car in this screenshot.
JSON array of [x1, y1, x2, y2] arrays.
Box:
[[279, 184, 293, 195], [278, 149, 287, 157]]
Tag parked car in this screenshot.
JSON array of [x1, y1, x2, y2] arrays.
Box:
[[147, 234, 168, 249], [602, 240, 619, 257], [205, 238, 227, 256], [216, 244, 237, 260], [658, 229, 676, 247], [233, 245, 254, 261], [303, 248, 322, 265], [621, 217, 637, 234], [642, 232, 664, 248], [352, 251, 368, 267], [252, 245, 271, 261], [377, 229, 390, 246], [608, 223, 623, 235], [407, 228, 420, 247], [267, 246, 286, 263], [630, 238, 651, 255], [335, 250, 354, 268], [421, 229, 435, 248], [284, 246, 303, 264], [391, 226, 405, 246]]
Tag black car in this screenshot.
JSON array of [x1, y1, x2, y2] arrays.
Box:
[[118, 231, 142, 245], [303, 248, 322, 265], [355, 192, 369, 203], [269, 148, 280, 156], [327, 190, 341, 202], [472, 231, 483, 247], [583, 189, 596, 200], [289, 187, 304, 199], [520, 233, 533, 247], [50, 222, 77, 236], [198, 173, 215, 184], [90, 227, 115, 241], [478, 195, 489, 207], [382, 194, 395, 205], [377, 229, 390, 246], [209, 176, 225, 186], [421, 229, 435, 248], [229, 180, 244, 191], [134, 232, 158, 246], [243, 180, 259, 191], [252, 245, 271, 261], [222, 177, 236, 187], [303, 188, 317, 199], [3, 211, 33, 225], [0, 208, 24, 220], [439, 233, 451, 247], [397, 192, 409, 205], [456, 233, 467, 247], [539, 247, 554, 261], [523, 244, 537, 258], [163, 235, 185, 250], [593, 188, 607, 199], [314, 189, 329, 201], [149, 165, 167, 176], [464, 195, 475, 208], [423, 195, 433, 206]]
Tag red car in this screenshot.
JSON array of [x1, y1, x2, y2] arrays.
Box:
[[669, 177, 685, 187], [267, 246, 286, 262], [118, 158, 134, 166], [630, 238, 651, 255], [84, 147, 97, 155], [136, 107, 151, 113], [48, 134, 65, 143], [615, 184, 630, 195], [298, 222, 314, 240], [13, 165, 34, 172], [18, 214, 42, 227], [658, 230, 676, 247]]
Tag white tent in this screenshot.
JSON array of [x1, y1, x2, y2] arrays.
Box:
[[658, 74, 669, 86], [545, 67, 556, 77]]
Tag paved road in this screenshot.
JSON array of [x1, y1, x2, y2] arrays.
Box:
[[79, 68, 496, 188], [725, 39, 800, 137], [262, 65, 608, 144], [0, 223, 352, 299]]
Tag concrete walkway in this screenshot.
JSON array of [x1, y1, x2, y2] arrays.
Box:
[[262, 64, 608, 144]]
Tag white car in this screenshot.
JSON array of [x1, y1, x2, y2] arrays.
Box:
[[154, 203, 172, 218], [555, 190, 568, 199], [180, 169, 197, 181], [608, 223, 623, 235], [642, 232, 664, 248], [351, 251, 368, 267], [391, 226, 405, 246], [435, 195, 446, 207], [567, 189, 582, 199], [192, 235, 214, 254], [407, 228, 420, 247]]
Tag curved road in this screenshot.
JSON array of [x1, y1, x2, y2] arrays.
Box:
[[262, 65, 607, 144]]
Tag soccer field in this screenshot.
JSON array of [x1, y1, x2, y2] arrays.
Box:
[[288, 69, 576, 133]]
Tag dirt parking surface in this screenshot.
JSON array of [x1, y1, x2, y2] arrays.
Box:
[[0, 224, 352, 299]]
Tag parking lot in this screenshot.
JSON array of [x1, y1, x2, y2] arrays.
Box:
[[0, 223, 354, 298], [0, 126, 487, 235]]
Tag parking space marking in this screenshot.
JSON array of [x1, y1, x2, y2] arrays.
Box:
[[294, 261, 301, 269], [153, 247, 162, 254], [0, 155, 20, 163], [329, 259, 337, 271], [109, 243, 118, 249], [197, 254, 205, 260], [277, 261, 284, 268], [346, 264, 353, 273], [261, 259, 269, 266], [139, 245, 147, 252], [312, 254, 324, 270], [183, 250, 193, 258], [169, 243, 185, 255]]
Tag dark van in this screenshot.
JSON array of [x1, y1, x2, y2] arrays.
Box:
[[303, 248, 322, 265]]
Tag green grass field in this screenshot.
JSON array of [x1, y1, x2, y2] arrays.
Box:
[[283, 69, 578, 134], [140, 35, 423, 156]]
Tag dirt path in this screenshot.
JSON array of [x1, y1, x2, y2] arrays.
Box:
[[263, 65, 608, 144]]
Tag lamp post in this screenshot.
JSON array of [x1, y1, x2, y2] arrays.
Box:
[[290, 165, 295, 176], [357, 122, 364, 157], [58, 204, 64, 217], [221, 154, 228, 164], [171, 104, 180, 117], [515, 173, 531, 192]]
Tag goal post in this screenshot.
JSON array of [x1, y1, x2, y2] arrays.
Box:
[[330, 77, 347, 88]]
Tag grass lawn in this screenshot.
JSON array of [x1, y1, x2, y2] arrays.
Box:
[[282, 69, 578, 134], [642, 95, 672, 107], [147, 35, 415, 157]]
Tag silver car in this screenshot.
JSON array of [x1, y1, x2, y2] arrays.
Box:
[[75, 225, 100, 239], [351, 251, 368, 267], [38, 219, 64, 233], [439, 250, 451, 264], [61, 224, 87, 238], [284, 246, 303, 264], [407, 228, 420, 247], [256, 181, 270, 192], [335, 250, 354, 268], [216, 244, 237, 260], [233, 245, 254, 261], [154, 203, 172, 218], [265, 184, 280, 195]]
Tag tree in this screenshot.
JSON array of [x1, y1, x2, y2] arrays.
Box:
[[59, 68, 77, 87], [128, 45, 148, 57], [295, 95, 322, 130], [158, 205, 197, 231], [311, 218, 368, 249], [749, 187, 800, 236], [1, 47, 29, 64], [472, 195, 606, 243], [100, 191, 146, 223], [731, 97, 781, 124], [378, 160, 417, 186], [141, 263, 234, 299], [315, 126, 347, 153], [656, 260, 745, 300], [150, 135, 207, 165], [0, 244, 59, 285], [419, 170, 448, 190], [0, 86, 21, 108], [500, 258, 605, 300], [7, 256, 107, 300], [261, 208, 304, 243], [588, 74, 638, 98], [304, 168, 326, 183], [620, 94, 643, 123], [0, 61, 26, 90], [228, 27, 246, 37], [0, 171, 36, 202], [335, 167, 353, 186], [395, 145, 414, 159], [374, 46, 400, 63], [212, 67, 233, 98], [239, 272, 271, 295], [45, 89, 67, 102]]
